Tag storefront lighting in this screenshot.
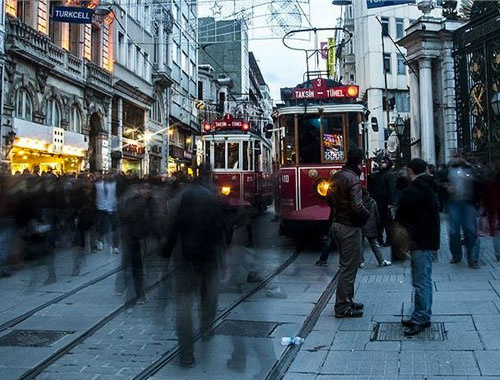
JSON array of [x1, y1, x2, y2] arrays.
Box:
[[168, 128, 175, 136], [186, 137, 192, 144]]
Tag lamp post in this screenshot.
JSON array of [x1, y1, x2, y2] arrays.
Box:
[[394, 115, 406, 164]]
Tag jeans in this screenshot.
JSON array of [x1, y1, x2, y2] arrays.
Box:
[[333, 223, 362, 314], [448, 201, 479, 263], [411, 250, 434, 325]]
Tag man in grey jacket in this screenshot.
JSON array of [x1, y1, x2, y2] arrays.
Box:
[[328, 148, 370, 318]]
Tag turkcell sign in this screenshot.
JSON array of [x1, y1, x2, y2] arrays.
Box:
[[52, 6, 93, 23], [366, 0, 414, 9]]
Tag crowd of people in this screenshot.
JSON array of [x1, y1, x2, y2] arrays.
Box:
[[325, 147, 500, 338]]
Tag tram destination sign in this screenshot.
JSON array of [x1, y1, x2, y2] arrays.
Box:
[[52, 6, 94, 23], [292, 79, 358, 100], [213, 114, 249, 130]]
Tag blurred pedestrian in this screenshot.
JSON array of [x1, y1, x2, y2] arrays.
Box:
[[485, 161, 500, 261], [0, 164, 14, 277], [329, 148, 369, 318], [395, 159, 440, 336], [360, 188, 391, 268], [445, 153, 480, 268], [162, 182, 225, 366], [95, 172, 120, 255], [369, 157, 396, 246]]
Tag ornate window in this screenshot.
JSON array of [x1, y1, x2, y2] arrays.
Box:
[[15, 89, 33, 121], [151, 97, 162, 123], [45, 98, 61, 127], [70, 106, 82, 133]]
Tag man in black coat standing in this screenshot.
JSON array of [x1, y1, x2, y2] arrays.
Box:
[[395, 159, 440, 336], [329, 148, 370, 318]]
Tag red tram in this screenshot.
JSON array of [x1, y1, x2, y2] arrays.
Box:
[[201, 114, 273, 211], [274, 78, 368, 236]]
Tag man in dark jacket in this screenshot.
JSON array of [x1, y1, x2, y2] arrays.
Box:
[[329, 148, 370, 318], [395, 158, 440, 336], [369, 157, 396, 246]]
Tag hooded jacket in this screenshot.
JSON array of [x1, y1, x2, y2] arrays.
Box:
[[395, 174, 440, 251]]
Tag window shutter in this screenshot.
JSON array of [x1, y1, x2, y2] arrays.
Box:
[[84, 24, 92, 60], [102, 22, 110, 70]]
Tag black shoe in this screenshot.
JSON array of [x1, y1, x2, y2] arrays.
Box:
[[177, 355, 196, 368], [335, 307, 364, 318], [496, 255, 500, 262], [450, 258, 461, 264], [404, 323, 430, 337], [247, 272, 264, 283], [401, 319, 431, 328], [351, 302, 364, 310], [468, 261, 480, 269], [0, 272, 12, 278], [315, 259, 328, 266]]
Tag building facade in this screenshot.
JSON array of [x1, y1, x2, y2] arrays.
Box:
[[2, 0, 114, 174], [340, 1, 441, 156], [1, 0, 175, 176], [168, 0, 199, 176]]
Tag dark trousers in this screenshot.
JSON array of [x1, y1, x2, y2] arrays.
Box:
[[319, 225, 335, 262], [361, 237, 384, 265], [333, 222, 362, 314], [377, 204, 393, 245], [116, 232, 144, 299], [176, 258, 219, 360]]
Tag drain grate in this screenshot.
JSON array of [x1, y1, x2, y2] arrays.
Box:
[[0, 330, 73, 347], [215, 320, 278, 337], [371, 322, 445, 341]]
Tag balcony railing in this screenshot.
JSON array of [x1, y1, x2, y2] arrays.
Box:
[[86, 61, 113, 93], [7, 17, 112, 92]]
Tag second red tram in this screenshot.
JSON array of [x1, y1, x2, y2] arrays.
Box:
[[201, 115, 273, 211], [274, 78, 368, 236]]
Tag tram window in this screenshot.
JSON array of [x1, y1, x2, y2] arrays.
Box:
[[349, 113, 360, 150], [322, 116, 345, 161], [228, 142, 240, 170], [214, 142, 225, 169], [298, 116, 321, 164], [284, 116, 296, 165], [243, 141, 249, 170]]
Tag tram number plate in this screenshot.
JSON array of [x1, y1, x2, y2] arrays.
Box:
[[281, 174, 290, 183]]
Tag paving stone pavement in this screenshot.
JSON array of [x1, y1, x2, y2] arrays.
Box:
[[284, 220, 500, 379]]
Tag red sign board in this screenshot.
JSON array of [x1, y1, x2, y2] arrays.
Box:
[[214, 114, 247, 130], [292, 78, 358, 100]]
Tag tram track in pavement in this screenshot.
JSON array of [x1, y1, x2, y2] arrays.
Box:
[[131, 250, 300, 380], [0, 263, 126, 335], [19, 261, 177, 380]]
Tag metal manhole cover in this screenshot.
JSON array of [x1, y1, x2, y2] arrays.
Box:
[[371, 322, 445, 341], [0, 330, 73, 347], [216, 320, 278, 337]]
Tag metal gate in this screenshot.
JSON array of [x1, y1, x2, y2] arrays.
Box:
[[453, 2, 500, 163]]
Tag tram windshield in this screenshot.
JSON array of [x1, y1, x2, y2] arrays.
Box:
[[281, 113, 361, 165]]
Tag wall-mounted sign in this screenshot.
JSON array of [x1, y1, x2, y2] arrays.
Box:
[[366, 0, 414, 9], [292, 78, 359, 100], [52, 6, 94, 24]]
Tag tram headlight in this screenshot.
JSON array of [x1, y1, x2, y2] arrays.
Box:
[[315, 179, 330, 198], [221, 186, 231, 196]]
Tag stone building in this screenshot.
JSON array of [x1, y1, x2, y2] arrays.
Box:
[[2, 0, 113, 174], [1, 0, 175, 176]]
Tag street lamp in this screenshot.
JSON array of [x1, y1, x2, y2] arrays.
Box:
[[491, 91, 500, 116], [394, 115, 406, 138], [93, 1, 116, 16]]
